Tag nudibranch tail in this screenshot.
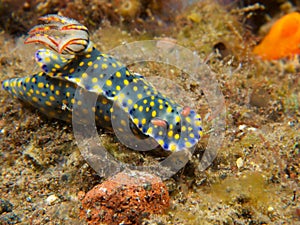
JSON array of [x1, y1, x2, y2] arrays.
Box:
[[2, 14, 203, 152], [1, 73, 115, 128], [2, 73, 74, 121]]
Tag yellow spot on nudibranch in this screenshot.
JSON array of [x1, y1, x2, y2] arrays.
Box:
[[106, 80, 112, 86], [147, 127, 153, 135], [158, 139, 164, 146], [101, 98, 108, 105], [185, 117, 191, 123], [73, 78, 81, 84], [38, 82, 44, 88], [133, 118, 139, 125], [121, 120, 126, 126], [123, 80, 129, 86], [93, 85, 102, 93], [170, 143, 177, 152], [82, 72, 88, 79], [166, 106, 173, 113], [45, 101, 52, 106], [185, 142, 192, 148], [152, 110, 157, 117], [32, 96, 39, 102], [101, 63, 108, 69], [45, 57, 51, 63], [141, 118, 146, 125], [116, 72, 121, 78]]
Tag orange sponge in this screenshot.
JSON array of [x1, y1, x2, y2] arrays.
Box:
[[253, 12, 300, 60]]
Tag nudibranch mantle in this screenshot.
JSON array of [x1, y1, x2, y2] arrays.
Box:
[[2, 14, 202, 152]]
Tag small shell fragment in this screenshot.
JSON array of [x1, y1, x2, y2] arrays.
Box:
[[236, 157, 244, 169]]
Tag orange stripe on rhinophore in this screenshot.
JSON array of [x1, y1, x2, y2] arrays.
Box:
[[28, 25, 58, 35], [59, 38, 87, 54], [61, 24, 88, 32], [24, 34, 59, 51], [39, 15, 65, 23]]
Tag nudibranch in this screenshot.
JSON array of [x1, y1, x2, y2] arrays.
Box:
[[253, 12, 300, 60], [2, 15, 202, 152]]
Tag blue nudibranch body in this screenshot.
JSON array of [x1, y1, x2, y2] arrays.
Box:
[[2, 15, 202, 152]]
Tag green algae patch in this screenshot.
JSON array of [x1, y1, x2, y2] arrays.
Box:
[[210, 172, 271, 208]]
